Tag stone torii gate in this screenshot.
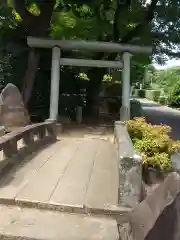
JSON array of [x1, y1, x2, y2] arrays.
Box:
[[27, 37, 152, 121]]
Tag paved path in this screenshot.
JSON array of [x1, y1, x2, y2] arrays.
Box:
[[138, 98, 180, 140], [0, 203, 118, 240], [0, 126, 120, 239], [0, 137, 118, 210]]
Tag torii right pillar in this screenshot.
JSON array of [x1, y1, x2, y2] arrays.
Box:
[[120, 52, 132, 121]]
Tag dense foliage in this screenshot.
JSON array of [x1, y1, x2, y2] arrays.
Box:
[[143, 66, 180, 107], [1, 0, 180, 119], [126, 117, 180, 171], [168, 80, 180, 107]]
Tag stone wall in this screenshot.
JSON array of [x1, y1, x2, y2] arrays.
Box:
[[115, 122, 180, 239], [145, 192, 180, 240], [114, 121, 143, 209], [118, 172, 180, 240]]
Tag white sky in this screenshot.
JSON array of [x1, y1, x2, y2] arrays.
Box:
[[154, 59, 180, 70]]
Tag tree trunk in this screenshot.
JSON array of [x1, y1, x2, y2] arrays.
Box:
[[22, 48, 40, 105], [14, 0, 56, 105], [86, 68, 105, 118]]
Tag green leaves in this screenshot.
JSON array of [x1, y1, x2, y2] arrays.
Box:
[[153, 1, 180, 61], [0, 53, 12, 85], [3, 0, 180, 64], [126, 117, 180, 171], [150, 67, 180, 93]]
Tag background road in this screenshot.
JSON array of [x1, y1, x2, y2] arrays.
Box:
[[137, 98, 180, 140]]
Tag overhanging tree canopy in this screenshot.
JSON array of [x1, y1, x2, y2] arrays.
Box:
[[1, 0, 180, 114]]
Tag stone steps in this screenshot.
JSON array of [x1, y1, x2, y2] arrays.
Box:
[[0, 204, 118, 240]]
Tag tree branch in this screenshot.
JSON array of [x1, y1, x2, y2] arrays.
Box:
[[88, 1, 124, 64], [91, 0, 131, 62], [14, 0, 56, 36], [1, 0, 7, 6], [120, 0, 158, 43], [37, 0, 56, 19], [106, 0, 158, 61], [13, 0, 36, 24], [113, 0, 131, 41]]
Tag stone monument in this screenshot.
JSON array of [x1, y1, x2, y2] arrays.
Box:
[[0, 83, 30, 132]]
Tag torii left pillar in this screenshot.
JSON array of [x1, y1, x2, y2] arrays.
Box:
[[120, 52, 132, 121], [48, 46, 61, 122]]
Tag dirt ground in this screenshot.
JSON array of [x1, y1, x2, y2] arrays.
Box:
[[57, 123, 114, 142]]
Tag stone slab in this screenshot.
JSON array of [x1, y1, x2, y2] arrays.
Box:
[[0, 141, 63, 200], [0, 137, 119, 215], [85, 141, 118, 209], [0, 204, 119, 240], [16, 139, 81, 203], [50, 139, 98, 206]]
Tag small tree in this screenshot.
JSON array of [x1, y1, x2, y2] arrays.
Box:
[[169, 81, 180, 107]]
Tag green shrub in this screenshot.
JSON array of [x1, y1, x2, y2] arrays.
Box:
[[154, 91, 161, 102], [138, 89, 146, 98], [143, 153, 171, 171], [133, 89, 145, 98], [170, 96, 180, 107], [132, 89, 138, 97], [145, 90, 161, 102], [130, 99, 143, 118], [168, 81, 180, 107], [131, 88, 135, 96], [125, 117, 147, 141], [159, 96, 168, 105], [169, 95, 180, 107], [125, 117, 180, 171]]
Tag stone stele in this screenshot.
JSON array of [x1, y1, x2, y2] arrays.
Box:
[[0, 83, 30, 131]]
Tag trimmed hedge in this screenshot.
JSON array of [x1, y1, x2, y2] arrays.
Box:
[[145, 90, 161, 102], [130, 99, 143, 119], [159, 96, 168, 105], [133, 89, 146, 98], [133, 89, 161, 102], [168, 81, 180, 107]]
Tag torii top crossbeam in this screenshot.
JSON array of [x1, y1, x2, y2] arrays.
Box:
[[27, 37, 152, 54], [27, 36, 152, 122]]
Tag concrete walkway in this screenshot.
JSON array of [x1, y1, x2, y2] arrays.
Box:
[[0, 133, 119, 239], [138, 98, 180, 140], [0, 138, 118, 210], [0, 203, 118, 240]]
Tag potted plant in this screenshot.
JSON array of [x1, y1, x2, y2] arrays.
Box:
[[125, 117, 180, 184]]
